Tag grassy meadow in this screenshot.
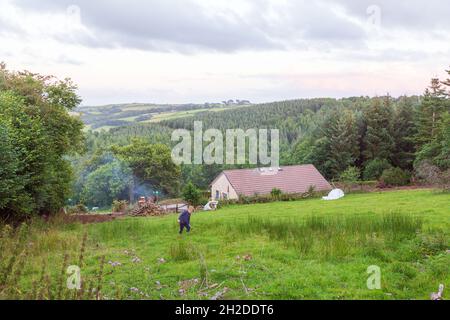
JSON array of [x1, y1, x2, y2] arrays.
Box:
[[1, 189, 449, 300]]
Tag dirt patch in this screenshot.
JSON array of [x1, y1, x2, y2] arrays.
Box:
[[63, 212, 127, 224]]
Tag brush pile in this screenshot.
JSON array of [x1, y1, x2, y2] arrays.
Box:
[[129, 201, 164, 216]]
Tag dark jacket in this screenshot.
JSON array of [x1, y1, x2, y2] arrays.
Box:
[[178, 210, 190, 225]]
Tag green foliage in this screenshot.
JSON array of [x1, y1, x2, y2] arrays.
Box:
[[0, 65, 84, 219], [112, 139, 181, 197], [414, 76, 449, 170], [362, 97, 395, 162], [71, 94, 427, 201], [220, 189, 323, 207], [380, 168, 411, 186], [0, 122, 31, 216], [339, 166, 361, 183], [270, 188, 282, 198], [322, 110, 360, 178], [81, 161, 130, 208], [66, 204, 88, 214], [433, 112, 450, 169], [112, 200, 129, 213], [391, 97, 417, 170], [363, 158, 392, 180], [182, 182, 201, 206]]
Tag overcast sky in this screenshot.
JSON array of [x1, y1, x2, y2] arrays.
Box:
[[0, 0, 449, 106]]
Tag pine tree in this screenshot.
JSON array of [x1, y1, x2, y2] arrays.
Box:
[[415, 76, 449, 168], [434, 112, 450, 169], [362, 97, 395, 163], [416, 78, 447, 144], [325, 110, 360, 178], [441, 67, 450, 89], [390, 97, 417, 170]]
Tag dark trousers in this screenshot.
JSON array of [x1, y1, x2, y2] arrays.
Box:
[[179, 222, 191, 234]]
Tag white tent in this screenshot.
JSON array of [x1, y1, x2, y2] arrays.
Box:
[[322, 188, 345, 201]]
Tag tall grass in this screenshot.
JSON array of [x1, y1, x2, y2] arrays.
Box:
[[228, 212, 423, 258], [88, 217, 170, 242], [0, 220, 109, 300], [169, 241, 198, 261]]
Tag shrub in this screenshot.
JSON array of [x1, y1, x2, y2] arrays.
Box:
[[363, 158, 392, 180], [415, 161, 450, 191], [415, 160, 441, 183], [112, 200, 128, 213], [339, 166, 361, 184], [270, 188, 282, 198], [380, 168, 411, 186], [218, 190, 327, 208], [182, 182, 201, 206], [306, 185, 316, 196], [198, 196, 210, 206], [66, 204, 88, 214]]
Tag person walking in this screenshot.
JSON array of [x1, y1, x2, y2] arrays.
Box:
[[178, 205, 194, 234]]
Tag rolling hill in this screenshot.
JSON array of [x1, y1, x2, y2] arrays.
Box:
[[76, 100, 253, 131]]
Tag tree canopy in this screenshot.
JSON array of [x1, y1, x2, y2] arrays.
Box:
[[0, 64, 84, 219]]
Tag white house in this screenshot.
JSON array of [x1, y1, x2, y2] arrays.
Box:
[[210, 164, 331, 200]]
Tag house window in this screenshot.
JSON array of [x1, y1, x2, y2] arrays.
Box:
[[222, 193, 228, 199], [215, 190, 220, 200]]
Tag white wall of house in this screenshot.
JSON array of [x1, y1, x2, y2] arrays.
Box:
[[211, 173, 239, 200]]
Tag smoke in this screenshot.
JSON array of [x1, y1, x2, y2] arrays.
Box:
[[133, 183, 157, 197]]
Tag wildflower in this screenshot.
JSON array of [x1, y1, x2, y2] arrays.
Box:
[[108, 260, 122, 267], [131, 257, 141, 263]]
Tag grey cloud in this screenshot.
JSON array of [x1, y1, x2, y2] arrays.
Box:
[[10, 0, 450, 53], [13, 0, 277, 52], [327, 0, 450, 30], [12, 0, 371, 52]]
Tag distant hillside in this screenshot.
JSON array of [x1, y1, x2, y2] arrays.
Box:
[[76, 100, 253, 131]]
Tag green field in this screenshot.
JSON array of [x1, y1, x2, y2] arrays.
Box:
[[76, 102, 254, 132], [2, 189, 449, 300]]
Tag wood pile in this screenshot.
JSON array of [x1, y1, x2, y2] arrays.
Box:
[[129, 201, 164, 216]]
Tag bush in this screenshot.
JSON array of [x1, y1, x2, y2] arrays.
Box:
[[415, 161, 450, 191], [380, 168, 411, 186], [112, 200, 129, 213], [270, 188, 282, 198], [182, 182, 202, 206], [363, 158, 392, 180], [66, 204, 88, 214], [218, 190, 326, 208], [339, 166, 361, 184]]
